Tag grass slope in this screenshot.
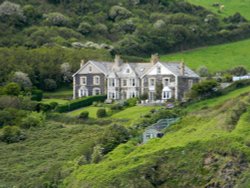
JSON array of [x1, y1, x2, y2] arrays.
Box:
[[188, 0, 250, 19], [0, 122, 104, 187], [161, 39, 250, 72], [63, 87, 250, 187]]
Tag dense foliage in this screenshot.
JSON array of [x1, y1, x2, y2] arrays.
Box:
[[0, 0, 250, 57]]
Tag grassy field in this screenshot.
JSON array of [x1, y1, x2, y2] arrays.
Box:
[[111, 106, 161, 126], [161, 39, 250, 73], [41, 98, 69, 105], [188, 0, 250, 19], [64, 87, 250, 187]]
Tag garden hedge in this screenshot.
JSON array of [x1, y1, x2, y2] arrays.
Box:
[[56, 95, 106, 113]]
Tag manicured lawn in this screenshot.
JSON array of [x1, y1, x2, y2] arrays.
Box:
[[161, 39, 250, 73], [41, 98, 69, 105], [111, 105, 162, 126], [188, 0, 250, 19], [67, 106, 110, 118]]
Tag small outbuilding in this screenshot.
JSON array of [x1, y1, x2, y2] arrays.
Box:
[[143, 118, 179, 143]]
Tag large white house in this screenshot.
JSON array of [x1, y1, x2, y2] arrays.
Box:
[[73, 54, 200, 101]]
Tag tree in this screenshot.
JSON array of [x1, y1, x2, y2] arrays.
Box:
[[109, 6, 132, 21], [77, 21, 92, 35], [0, 1, 25, 26], [230, 66, 247, 76], [45, 12, 69, 27], [98, 124, 130, 154], [4, 82, 20, 96], [31, 89, 43, 101], [197, 66, 209, 77], [60, 62, 72, 82], [12, 71, 32, 90], [189, 80, 219, 100], [44, 79, 57, 91]]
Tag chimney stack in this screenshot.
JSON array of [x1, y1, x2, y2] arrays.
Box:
[[80, 59, 85, 67], [114, 55, 123, 68], [180, 61, 185, 76], [150, 54, 159, 65]]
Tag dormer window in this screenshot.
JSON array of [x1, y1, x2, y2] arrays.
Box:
[[89, 66, 92, 72], [157, 66, 161, 74], [126, 68, 130, 73]]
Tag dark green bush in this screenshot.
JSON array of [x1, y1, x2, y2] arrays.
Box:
[[31, 89, 43, 101], [0, 126, 26, 143], [56, 95, 106, 113], [96, 108, 107, 118], [79, 111, 89, 119], [20, 112, 45, 129]]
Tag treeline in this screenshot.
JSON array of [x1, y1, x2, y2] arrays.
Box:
[[0, 47, 111, 90], [0, 0, 250, 56]]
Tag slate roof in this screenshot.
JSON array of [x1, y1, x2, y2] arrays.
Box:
[[161, 62, 199, 78], [74, 60, 199, 78]]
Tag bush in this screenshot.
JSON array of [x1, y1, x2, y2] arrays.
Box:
[[98, 124, 130, 154], [0, 126, 25, 143], [31, 89, 43, 101], [4, 82, 20, 96], [78, 21, 92, 35], [109, 5, 132, 21], [20, 112, 45, 129], [126, 98, 138, 107], [79, 111, 89, 119], [96, 108, 107, 118], [0, 110, 13, 127], [56, 95, 106, 113], [230, 66, 248, 76]]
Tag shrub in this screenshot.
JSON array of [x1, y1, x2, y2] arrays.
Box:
[[79, 111, 89, 119], [0, 96, 20, 109], [0, 126, 25, 143], [98, 124, 130, 154], [96, 108, 107, 118], [197, 66, 209, 77], [91, 145, 103, 164], [20, 112, 45, 129], [31, 89, 43, 101], [4, 82, 20, 96], [126, 97, 138, 107], [230, 66, 247, 76], [0, 110, 13, 127], [56, 95, 106, 113], [110, 103, 123, 111]]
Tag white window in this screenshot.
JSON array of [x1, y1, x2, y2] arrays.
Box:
[[93, 88, 101, 96], [80, 77, 87, 85], [109, 78, 115, 87], [130, 79, 136, 87], [89, 66, 92, 72], [79, 88, 88, 97], [162, 91, 172, 99], [163, 78, 169, 86], [149, 78, 155, 86], [93, 76, 100, 85], [122, 79, 127, 87], [157, 66, 161, 74], [188, 79, 193, 88], [108, 92, 116, 99]]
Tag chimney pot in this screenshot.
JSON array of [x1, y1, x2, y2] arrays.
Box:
[[180, 61, 185, 76], [80, 59, 85, 67]]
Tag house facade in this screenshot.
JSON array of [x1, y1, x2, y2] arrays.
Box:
[[73, 55, 200, 101]]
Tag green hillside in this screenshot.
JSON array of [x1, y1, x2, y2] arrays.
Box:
[[161, 39, 250, 72], [63, 86, 250, 187], [188, 0, 250, 19]]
